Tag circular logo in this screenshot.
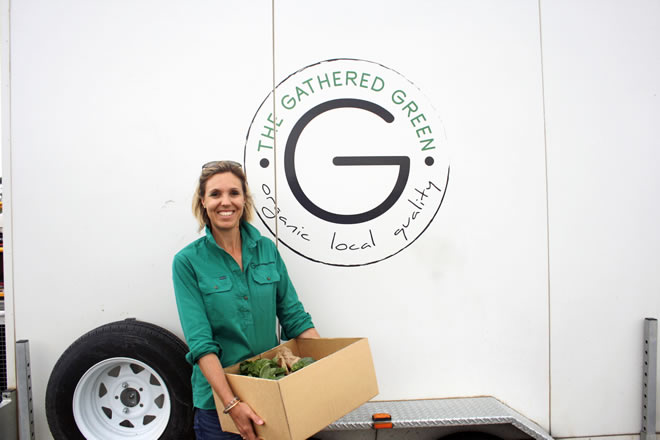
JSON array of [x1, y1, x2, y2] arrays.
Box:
[[245, 59, 450, 266]]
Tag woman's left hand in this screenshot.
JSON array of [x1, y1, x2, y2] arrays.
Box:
[[229, 401, 264, 440]]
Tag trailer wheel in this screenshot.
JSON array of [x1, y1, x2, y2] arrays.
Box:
[[45, 319, 194, 440]]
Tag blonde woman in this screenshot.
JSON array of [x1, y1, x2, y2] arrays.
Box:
[[173, 161, 319, 440]]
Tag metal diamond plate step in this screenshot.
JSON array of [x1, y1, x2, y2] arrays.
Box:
[[325, 397, 552, 440]]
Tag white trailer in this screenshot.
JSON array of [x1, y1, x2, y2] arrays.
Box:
[[1, 1, 659, 439]]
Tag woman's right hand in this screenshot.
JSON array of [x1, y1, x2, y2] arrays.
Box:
[[229, 401, 264, 440]]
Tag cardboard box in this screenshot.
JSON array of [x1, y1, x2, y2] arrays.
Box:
[[214, 338, 378, 440]]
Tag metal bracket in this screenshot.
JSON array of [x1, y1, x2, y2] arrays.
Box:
[[1, 311, 7, 393], [16, 340, 34, 440], [642, 318, 657, 440], [0, 389, 18, 440]]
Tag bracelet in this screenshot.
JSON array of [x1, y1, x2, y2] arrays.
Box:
[[222, 397, 241, 414]]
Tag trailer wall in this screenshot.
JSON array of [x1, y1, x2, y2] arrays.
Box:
[[2, 1, 659, 439]]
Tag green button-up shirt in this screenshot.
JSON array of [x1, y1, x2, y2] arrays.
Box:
[[172, 221, 314, 409]]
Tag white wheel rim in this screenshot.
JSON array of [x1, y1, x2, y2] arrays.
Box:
[[73, 357, 171, 440]]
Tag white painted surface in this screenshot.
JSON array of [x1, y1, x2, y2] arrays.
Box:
[[7, 1, 272, 437], [272, 0, 549, 429], [541, 0, 660, 436], [3, 1, 659, 439]]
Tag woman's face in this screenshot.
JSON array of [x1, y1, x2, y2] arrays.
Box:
[[203, 172, 245, 233]]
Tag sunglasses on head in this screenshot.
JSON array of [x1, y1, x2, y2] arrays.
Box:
[[201, 160, 242, 170]]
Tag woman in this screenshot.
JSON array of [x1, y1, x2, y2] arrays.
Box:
[[172, 161, 320, 440]]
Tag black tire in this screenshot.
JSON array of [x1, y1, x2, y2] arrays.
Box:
[[45, 319, 195, 439]]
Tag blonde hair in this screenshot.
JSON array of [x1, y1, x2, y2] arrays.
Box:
[[192, 161, 254, 231]]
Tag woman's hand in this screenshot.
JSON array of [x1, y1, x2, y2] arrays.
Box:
[[228, 401, 264, 440], [197, 355, 263, 438]]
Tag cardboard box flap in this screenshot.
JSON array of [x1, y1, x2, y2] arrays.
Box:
[[295, 337, 362, 361]]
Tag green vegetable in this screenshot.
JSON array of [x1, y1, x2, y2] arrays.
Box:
[[239, 354, 315, 379], [239, 358, 287, 380], [291, 357, 315, 372]]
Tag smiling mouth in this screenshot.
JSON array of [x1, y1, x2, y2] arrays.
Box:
[[218, 211, 235, 217]]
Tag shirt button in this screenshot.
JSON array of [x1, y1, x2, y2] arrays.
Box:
[[267, 277, 271, 281], [244, 296, 248, 300], [214, 285, 218, 289]]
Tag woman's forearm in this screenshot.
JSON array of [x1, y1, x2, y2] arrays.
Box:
[[197, 353, 236, 407], [198, 353, 265, 438], [297, 327, 320, 339]]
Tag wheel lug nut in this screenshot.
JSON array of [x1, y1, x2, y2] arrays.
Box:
[[121, 382, 128, 389], [122, 407, 129, 414]]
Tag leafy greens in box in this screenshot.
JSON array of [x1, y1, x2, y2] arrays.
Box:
[[239, 347, 315, 380]]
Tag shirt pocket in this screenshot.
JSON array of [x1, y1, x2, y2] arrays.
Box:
[[198, 275, 233, 294], [198, 276, 236, 320], [250, 265, 281, 286], [249, 264, 279, 312]]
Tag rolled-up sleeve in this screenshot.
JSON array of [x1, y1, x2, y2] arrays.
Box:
[[274, 249, 315, 339], [172, 253, 222, 364]]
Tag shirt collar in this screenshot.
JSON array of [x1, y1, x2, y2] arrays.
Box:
[[240, 221, 260, 249], [204, 221, 260, 250]]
